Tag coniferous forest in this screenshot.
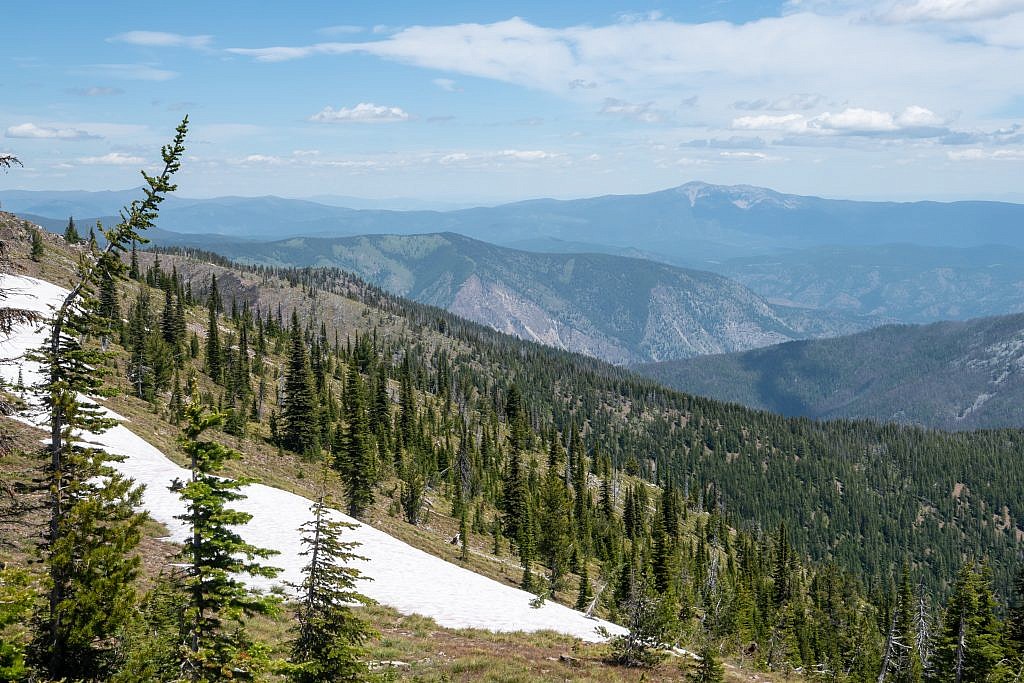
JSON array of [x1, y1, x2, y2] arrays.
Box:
[[2, 129, 1024, 682]]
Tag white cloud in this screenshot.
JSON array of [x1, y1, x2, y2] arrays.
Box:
[[732, 113, 808, 133], [947, 148, 1024, 160], [719, 151, 777, 160], [5, 123, 100, 140], [227, 14, 1024, 136], [84, 63, 178, 81], [317, 25, 364, 36], [110, 31, 212, 49], [310, 103, 411, 123], [733, 105, 948, 137], [78, 152, 147, 165], [240, 154, 285, 164], [599, 98, 665, 123], [881, 0, 1024, 22], [813, 107, 901, 131], [438, 149, 563, 166], [67, 86, 123, 97], [439, 152, 471, 165], [498, 149, 558, 161], [433, 78, 461, 92]]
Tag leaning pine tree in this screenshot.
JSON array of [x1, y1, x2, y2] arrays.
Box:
[[175, 402, 281, 681], [28, 117, 188, 681], [288, 489, 375, 682]]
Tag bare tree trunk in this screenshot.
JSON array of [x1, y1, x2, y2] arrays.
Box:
[[878, 603, 899, 683], [954, 610, 966, 683]]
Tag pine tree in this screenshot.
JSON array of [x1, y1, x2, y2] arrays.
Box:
[[29, 119, 188, 681], [689, 643, 725, 682], [288, 492, 374, 682], [96, 253, 121, 326], [539, 441, 572, 587], [128, 241, 140, 280], [161, 286, 178, 346], [205, 287, 222, 383], [575, 562, 593, 612], [501, 450, 529, 546], [63, 215, 80, 244], [1008, 566, 1024, 659], [336, 363, 373, 517], [282, 311, 319, 456], [175, 402, 281, 681], [608, 572, 672, 668], [930, 562, 1003, 682], [880, 567, 922, 683], [29, 227, 44, 262], [460, 507, 470, 562]]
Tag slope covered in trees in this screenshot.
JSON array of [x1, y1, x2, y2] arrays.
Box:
[[3, 178, 1024, 680], [136, 231, 877, 364], [635, 313, 1024, 430]]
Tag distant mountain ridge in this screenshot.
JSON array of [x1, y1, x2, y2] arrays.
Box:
[[719, 243, 1024, 323], [152, 231, 878, 364], [634, 313, 1024, 429], [7, 182, 1024, 265]]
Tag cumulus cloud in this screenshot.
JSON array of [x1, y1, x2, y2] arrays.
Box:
[[110, 31, 212, 49], [732, 105, 948, 137], [226, 14, 1023, 132], [310, 103, 411, 123], [5, 123, 100, 140], [78, 152, 147, 165], [732, 113, 808, 133]]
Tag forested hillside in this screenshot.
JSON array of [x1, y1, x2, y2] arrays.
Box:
[[4, 193, 1024, 680], [148, 243, 1024, 601], [635, 314, 1024, 430], [138, 231, 876, 364], [720, 243, 1024, 324]]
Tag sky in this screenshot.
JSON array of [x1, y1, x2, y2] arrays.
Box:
[[3, 0, 1024, 203]]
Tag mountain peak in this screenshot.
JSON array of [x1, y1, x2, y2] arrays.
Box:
[[673, 180, 802, 210]]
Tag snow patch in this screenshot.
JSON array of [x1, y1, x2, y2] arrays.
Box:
[[0, 273, 623, 642]]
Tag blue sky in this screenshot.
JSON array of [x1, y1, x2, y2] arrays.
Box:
[[3, 0, 1024, 203]]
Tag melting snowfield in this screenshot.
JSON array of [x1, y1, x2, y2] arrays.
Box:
[[0, 273, 623, 642]]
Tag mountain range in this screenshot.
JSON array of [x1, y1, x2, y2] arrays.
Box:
[[10, 181, 1024, 365], [719, 243, 1024, 323], [154, 231, 878, 364], [635, 313, 1024, 430], [7, 181, 1024, 264]]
